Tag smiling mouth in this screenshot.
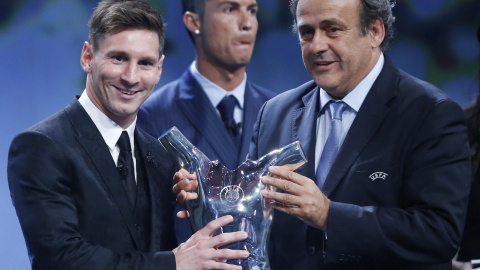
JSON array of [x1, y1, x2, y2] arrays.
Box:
[[114, 86, 137, 95], [315, 61, 334, 66], [120, 89, 135, 95]]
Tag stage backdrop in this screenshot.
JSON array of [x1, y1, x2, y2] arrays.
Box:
[[1, 1, 479, 269]]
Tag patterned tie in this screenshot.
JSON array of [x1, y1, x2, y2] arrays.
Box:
[[117, 131, 137, 207], [217, 95, 242, 148], [316, 101, 347, 187]]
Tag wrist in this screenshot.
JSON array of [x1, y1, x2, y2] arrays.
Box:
[[320, 197, 331, 231]]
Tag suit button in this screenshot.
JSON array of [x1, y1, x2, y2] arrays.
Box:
[[307, 245, 316, 255], [135, 223, 140, 230]]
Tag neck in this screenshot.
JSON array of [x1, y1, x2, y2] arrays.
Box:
[[195, 58, 246, 91]]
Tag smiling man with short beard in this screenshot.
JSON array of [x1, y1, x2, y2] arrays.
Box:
[[7, 1, 250, 269]]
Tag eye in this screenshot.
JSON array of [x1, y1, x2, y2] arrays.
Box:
[[248, 7, 258, 15], [329, 27, 340, 32], [225, 7, 233, 13], [139, 60, 152, 66], [112, 55, 126, 62], [299, 28, 315, 40], [325, 26, 342, 36]]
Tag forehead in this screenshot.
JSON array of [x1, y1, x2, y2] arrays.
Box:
[[204, 0, 258, 9], [296, 0, 360, 27]]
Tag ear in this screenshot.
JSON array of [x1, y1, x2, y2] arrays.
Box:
[[183, 11, 201, 35], [80, 41, 93, 73], [369, 18, 385, 49], [155, 54, 165, 85]]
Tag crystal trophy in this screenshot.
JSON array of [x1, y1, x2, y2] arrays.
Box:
[[159, 127, 306, 270]]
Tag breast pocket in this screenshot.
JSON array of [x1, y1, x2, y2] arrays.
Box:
[[347, 165, 401, 206]]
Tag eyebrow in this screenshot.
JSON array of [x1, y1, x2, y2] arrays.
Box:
[[218, 1, 258, 9], [319, 18, 345, 27], [106, 50, 160, 63], [297, 18, 345, 29]]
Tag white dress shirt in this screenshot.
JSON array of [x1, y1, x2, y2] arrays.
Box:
[[79, 90, 137, 182], [189, 61, 246, 129], [315, 53, 385, 172]]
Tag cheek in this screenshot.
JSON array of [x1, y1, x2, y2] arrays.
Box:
[[99, 65, 123, 81], [300, 45, 312, 64], [143, 72, 161, 87]]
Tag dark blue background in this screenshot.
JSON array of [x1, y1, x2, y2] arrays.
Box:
[[1, 1, 479, 268]]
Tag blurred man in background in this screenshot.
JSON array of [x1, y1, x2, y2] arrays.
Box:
[[138, 0, 275, 244]]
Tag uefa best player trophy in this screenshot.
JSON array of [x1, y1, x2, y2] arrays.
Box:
[[159, 127, 306, 270]]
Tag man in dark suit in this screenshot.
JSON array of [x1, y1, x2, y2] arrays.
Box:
[[453, 24, 480, 270], [247, 0, 472, 269], [137, 0, 275, 243], [7, 1, 249, 269]]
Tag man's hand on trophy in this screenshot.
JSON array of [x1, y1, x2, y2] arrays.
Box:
[[260, 164, 331, 231], [173, 169, 198, 218], [172, 215, 250, 270]]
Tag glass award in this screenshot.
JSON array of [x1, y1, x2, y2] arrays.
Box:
[[159, 127, 306, 270]]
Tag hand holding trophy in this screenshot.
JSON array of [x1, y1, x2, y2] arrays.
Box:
[[160, 127, 306, 270]]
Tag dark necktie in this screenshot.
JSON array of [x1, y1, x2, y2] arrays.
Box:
[[316, 101, 347, 187], [117, 131, 137, 207], [217, 95, 242, 147]]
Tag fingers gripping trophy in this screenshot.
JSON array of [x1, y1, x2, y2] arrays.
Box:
[[159, 127, 306, 269]]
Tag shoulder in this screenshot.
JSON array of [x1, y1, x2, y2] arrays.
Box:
[[246, 81, 277, 100], [264, 80, 317, 109], [381, 56, 455, 108], [143, 79, 182, 108], [19, 106, 74, 143], [139, 79, 185, 122], [395, 69, 461, 115]]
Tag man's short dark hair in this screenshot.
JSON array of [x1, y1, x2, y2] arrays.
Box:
[[182, 0, 206, 18], [289, 0, 396, 51], [89, 0, 165, 55], [182, 0, 206, 44]]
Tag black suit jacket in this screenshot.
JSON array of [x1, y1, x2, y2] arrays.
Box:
[[457, 110, 480, 262], [8, 98, 177, 269], [249, 56, 471, 269]]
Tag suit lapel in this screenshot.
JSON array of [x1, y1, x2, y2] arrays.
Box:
[[322, 57, 399, 196], [292, 84, 320, 180], [65, 98, 141, 249], [239, 83, 263, 163], [177, 70, 239, 169], [134, 129, 160, 251]]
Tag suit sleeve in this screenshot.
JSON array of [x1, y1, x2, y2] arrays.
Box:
[[7, 131, 176, 270], [326, 99, 471, 263], [457, 172, 480, 261], [248, 102, 267, 161]]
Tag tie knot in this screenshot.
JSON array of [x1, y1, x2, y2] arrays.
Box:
[[117, 131, 132, 152], [217, 95, 238, 121], [329, 101, 347, 121]]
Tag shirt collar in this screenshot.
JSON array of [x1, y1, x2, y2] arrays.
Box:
[[78, 90, 136, 151], [189, 61, 246, 109], [319, 53, 385, 113]]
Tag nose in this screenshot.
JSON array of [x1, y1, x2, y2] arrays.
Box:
[[311, 31, 329, 54], [120, 62, 140, 86], [239, 10, 255, 31]]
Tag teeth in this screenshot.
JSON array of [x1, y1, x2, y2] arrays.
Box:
[[120, 89, 135, 95]]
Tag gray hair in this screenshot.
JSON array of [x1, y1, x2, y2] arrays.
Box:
[[289, 0, 396, 51]]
